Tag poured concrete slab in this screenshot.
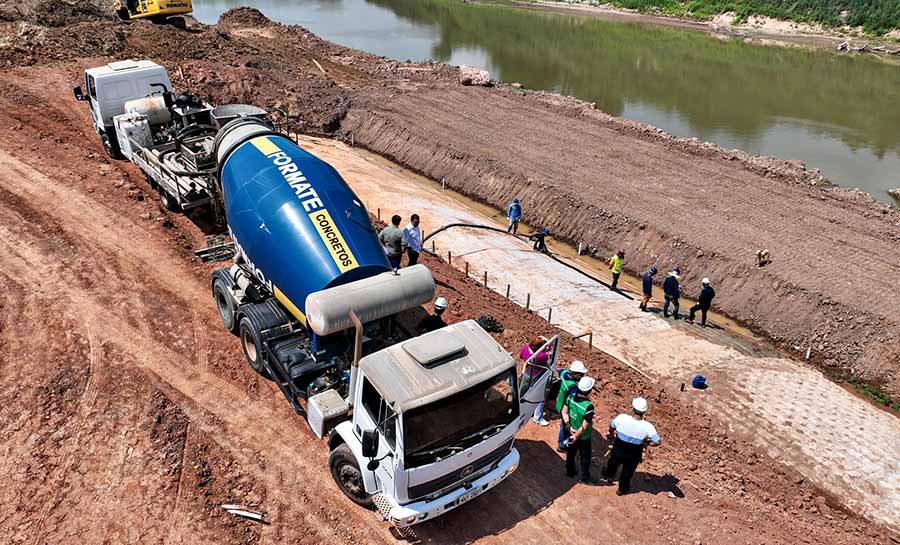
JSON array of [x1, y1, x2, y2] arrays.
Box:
[[300, 136, 900, 531]]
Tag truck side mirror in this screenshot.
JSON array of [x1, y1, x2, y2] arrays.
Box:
[[361, 429, 379, 459], [73, 86, 87, 102]]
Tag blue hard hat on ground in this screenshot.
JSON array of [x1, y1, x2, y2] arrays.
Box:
[[692, 374, 708, 389]]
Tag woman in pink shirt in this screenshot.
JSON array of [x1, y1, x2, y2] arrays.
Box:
[[519, 337, 550, 426]]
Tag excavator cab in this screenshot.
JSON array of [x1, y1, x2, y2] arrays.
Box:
[[114, 0, 192, 27]]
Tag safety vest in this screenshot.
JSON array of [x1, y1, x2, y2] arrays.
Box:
[[610, 255, 624, 274], [556, 370, 578, 412], [567, 396, 593, 438]]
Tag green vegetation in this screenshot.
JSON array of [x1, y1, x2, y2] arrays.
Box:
[[849, 377, 900, 411], [548, 0, 900, 35]]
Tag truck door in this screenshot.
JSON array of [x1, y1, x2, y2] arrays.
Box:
[[358, 376, 397, 496], [517, 335, 560, 430], [86, 73, 102, 132]]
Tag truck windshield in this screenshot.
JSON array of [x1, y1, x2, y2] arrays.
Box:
[[403, 369, 518, 468]]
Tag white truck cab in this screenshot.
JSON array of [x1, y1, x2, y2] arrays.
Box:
[[73, 59, 172, 157], [327, 320, 559, 527]]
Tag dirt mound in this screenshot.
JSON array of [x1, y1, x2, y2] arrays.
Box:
[[0, 0, 109, 25], [341, 83, 900, 398], [217, 7, 275, 30]]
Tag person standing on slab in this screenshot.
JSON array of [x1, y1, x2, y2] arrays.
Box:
[[688, 278, 716, 326], [601, 397, 661, 495], [609, 248, 625, 290], [402, 213, 422, 267], [507, 198, 522, 234], [639, 267, 657, 311], [379, 215, 403, 269], [662, 268, 681, 319]]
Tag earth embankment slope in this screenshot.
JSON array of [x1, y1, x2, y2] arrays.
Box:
[[342, 81, 900, 397], [2, 0, 896, 396]]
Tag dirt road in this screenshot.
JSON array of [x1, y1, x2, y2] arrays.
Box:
[[0, 65, 891, 544]]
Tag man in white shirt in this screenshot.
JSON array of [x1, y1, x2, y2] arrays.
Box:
[[402, 213, 422, 267], [601, 397, 661, 495]]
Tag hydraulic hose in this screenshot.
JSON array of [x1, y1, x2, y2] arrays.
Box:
[[422, 222, 633, 300], [157, 148, 215, 178]]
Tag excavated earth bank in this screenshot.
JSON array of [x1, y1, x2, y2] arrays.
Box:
[[0, 4, 897, 541]]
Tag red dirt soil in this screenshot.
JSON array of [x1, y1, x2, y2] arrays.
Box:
[[0, 6, 896, 543], [0, 62, 891, 544]]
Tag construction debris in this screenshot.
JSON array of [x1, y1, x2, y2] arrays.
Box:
[[221, 504, 267, 524]]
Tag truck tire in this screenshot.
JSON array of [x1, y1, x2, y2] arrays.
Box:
[[212, 278, 238, 334], [329, 444, 375, 509], [101, 133, 123, 160], [158, 188, 182, 212], [239, 316, 272, 380]]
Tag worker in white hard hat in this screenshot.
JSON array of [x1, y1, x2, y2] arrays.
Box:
[[556, 360, 588, 452], [601, 396, 661, 495], [416, 297, 448, 333], [561, 376, 597, 484], [688, 277, 716, 326]]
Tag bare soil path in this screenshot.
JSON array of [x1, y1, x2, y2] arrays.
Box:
[[0, 65, 891, 544]]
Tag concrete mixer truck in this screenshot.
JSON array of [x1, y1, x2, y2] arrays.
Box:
[[74, 60, 561, 528]]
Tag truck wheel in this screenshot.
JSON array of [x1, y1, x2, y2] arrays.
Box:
[[101, 133, 123, 160], [329, 444, 375, 509], [239, 316, 272, 380], [158, 188, 182, 212], [212, 278, 238, 334]]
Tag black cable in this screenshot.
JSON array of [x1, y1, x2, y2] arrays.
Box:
[[422, 222, 634, 300]]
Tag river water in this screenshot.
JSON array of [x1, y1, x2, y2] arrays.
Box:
[[192, 0, 900, 203]]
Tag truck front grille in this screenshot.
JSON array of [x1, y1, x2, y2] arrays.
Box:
[[407, 439, 513, 501]]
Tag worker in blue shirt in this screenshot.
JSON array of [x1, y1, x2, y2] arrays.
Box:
[[639, 266, 657, 312], [507, 198, 522, 234]]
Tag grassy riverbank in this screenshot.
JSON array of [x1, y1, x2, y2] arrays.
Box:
[[512, 0, 900, 35]]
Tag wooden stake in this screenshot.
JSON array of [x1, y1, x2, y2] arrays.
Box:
[[465, 262, 469, 277], [377, 207, 381, 220], [483, 271, 488, 287], [432, 240, 436, 252], [526, 293, 531, 311], [506, 284, 510, 298], [547, 307, 553, 324], [448, 251, 452, 265]]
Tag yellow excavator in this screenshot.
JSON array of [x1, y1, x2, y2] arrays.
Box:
[[114, 0, 192, 27]]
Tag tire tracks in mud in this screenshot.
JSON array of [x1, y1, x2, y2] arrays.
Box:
[[0, 148, 393, 544]]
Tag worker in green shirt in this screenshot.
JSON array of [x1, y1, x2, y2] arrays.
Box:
[[556, 360, 588, 452], [609, 247, 625, 291], [561, 376, 596, 484]]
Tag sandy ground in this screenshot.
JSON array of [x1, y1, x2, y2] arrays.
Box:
[[317, 135, 900, 529], [0, 62, 894, 544]]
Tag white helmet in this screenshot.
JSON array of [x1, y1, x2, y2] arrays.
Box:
[[577, 376, 595, 393], [632, 397, 648, 413], [702, 277, 711, 285], [569, 360, 588, 374], [434, 297, 448, 311]]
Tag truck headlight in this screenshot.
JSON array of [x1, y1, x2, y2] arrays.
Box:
[[405, 516, 417, 524], [505, 462, 518, 476]]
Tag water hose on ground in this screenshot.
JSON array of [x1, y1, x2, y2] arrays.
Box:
[[422, 222, 634, 301]]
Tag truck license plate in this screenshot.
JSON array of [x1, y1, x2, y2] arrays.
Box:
[[458, 488, 480, 505]]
